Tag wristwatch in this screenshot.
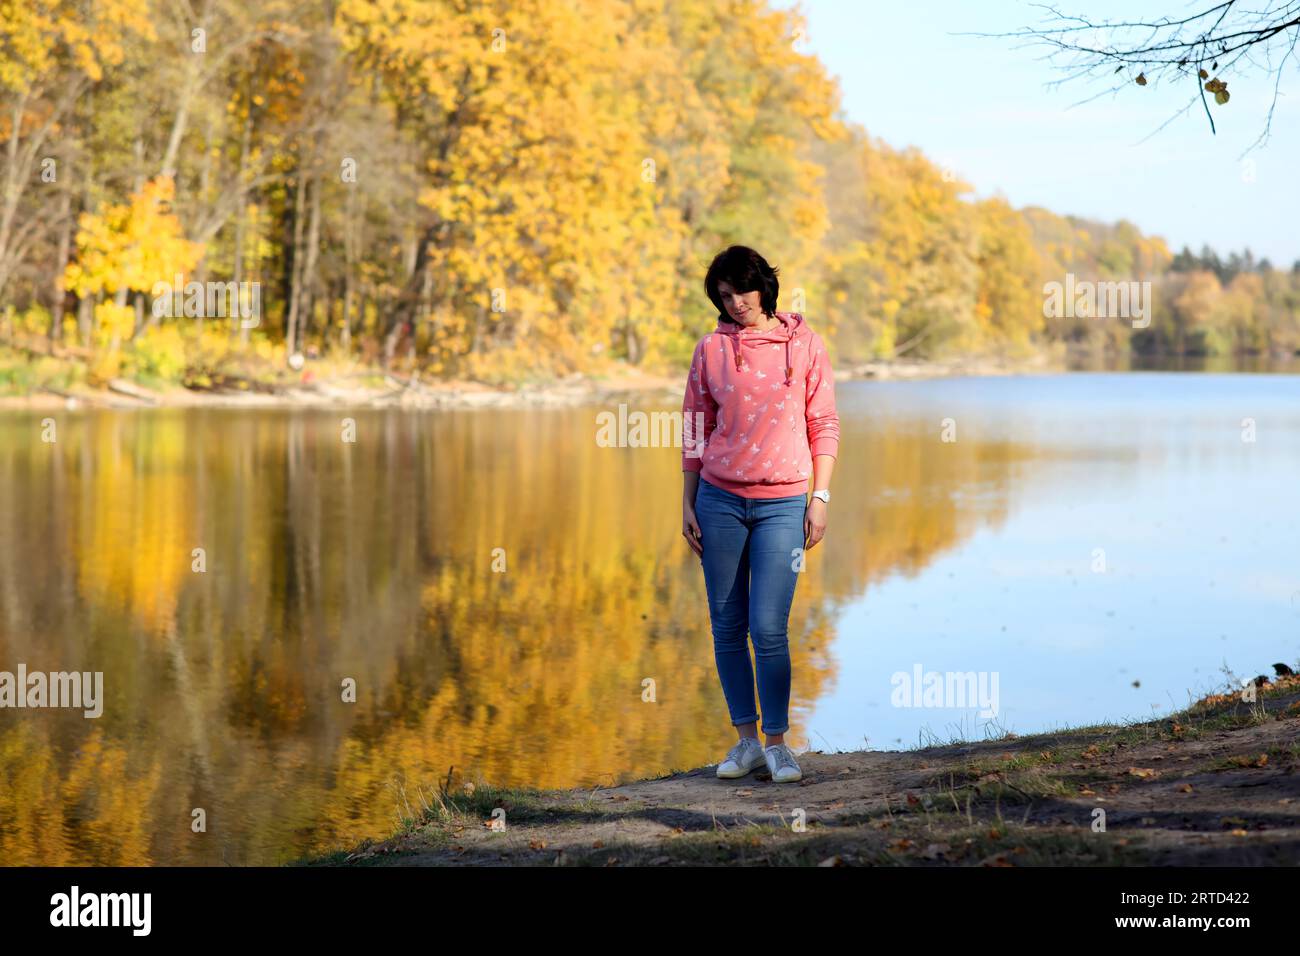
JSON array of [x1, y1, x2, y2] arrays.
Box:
[[811, 489, 830, 504]]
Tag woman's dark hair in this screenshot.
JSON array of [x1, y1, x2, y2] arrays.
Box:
[[704, 245, 780, 323]]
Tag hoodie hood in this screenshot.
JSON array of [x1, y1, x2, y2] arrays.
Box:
[[714, 310, 805, 386]]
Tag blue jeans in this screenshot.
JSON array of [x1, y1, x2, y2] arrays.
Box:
[[694, 478, 807, 735]]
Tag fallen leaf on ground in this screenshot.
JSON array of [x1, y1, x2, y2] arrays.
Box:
[[1225, 754, 1269, 768]]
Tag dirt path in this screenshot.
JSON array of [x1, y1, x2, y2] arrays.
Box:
[[314, 678, 1300, 867]]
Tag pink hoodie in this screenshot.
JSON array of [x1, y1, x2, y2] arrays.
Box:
[[682, 310, 839, 499]]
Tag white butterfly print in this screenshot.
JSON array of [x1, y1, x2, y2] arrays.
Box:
[[747, 413, 757, 423]]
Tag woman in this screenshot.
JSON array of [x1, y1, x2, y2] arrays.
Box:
[[681, 245, 839, 784]]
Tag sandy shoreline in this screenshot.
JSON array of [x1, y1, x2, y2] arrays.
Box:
[[0, 355, 1061, 412]]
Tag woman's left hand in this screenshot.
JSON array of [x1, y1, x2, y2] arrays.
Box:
[[804, 498, 828, 551]]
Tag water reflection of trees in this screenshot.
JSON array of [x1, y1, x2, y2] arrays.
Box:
[[0, 404, 1032, 863]]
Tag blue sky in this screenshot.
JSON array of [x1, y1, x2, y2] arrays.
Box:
[[773, 0, 1300, 266]]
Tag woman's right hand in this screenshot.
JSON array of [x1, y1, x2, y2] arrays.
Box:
[[683, 504, 703, 558]]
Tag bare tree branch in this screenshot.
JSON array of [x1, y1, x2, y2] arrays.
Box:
[[964, 1, 1300, 148]]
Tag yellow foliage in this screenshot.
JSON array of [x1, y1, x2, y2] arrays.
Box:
[[0, 0, 153, 93], [65, 177, 203, 302], [2, 0, 1284, 385]]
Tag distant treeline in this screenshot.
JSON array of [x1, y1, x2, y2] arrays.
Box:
[[1, 0, 1296, 390]]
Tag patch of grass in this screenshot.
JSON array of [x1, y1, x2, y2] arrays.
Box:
[[406, 780, 558, 828], [900, 672, 1300, 764], [1207, 743, 1299, 773], [290, 840, 429, 867], [0, 356, 36, 395], [554, 817, 1129, 867]]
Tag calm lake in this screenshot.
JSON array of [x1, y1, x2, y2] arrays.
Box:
[[1, 370, 1298, 864]]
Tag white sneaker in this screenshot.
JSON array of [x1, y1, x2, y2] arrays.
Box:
[[716, 736, 766, 779], [763, 743, 802, 783]]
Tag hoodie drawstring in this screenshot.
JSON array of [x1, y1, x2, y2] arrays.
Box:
[[725, 316, 795, 385]]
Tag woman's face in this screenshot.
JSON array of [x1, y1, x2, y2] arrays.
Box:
[[716, 280, 765, 327]]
